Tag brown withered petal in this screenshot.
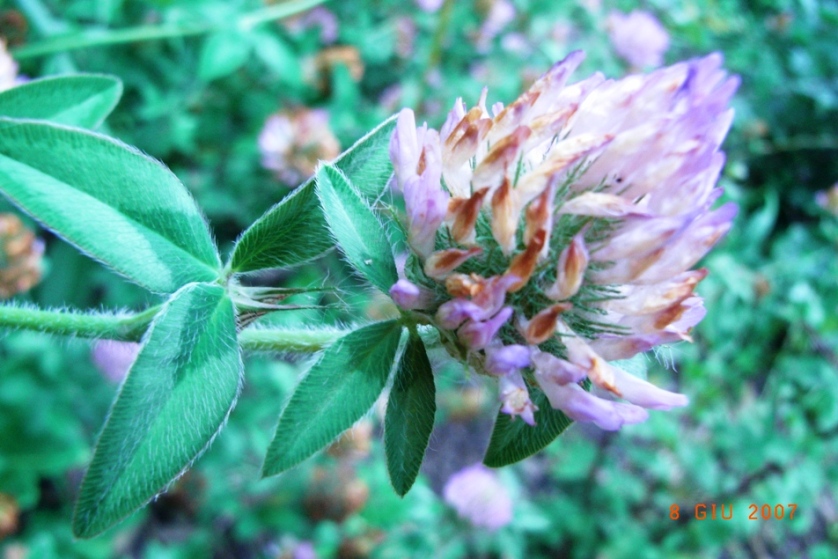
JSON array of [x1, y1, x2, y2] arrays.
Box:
[[445, 273, 484, 298], [589, 357, 620, 396], [445, 107, 485, 148], [489, 89, 540, 142], [557, 192, 650, 217], [526, 104, 578, 146], [524, 179, 557, 249], [472, 126, 532, 190], [604, 268, 707, 315], [506, 229, 547, 292], [424, 247, 483, 280], [546, 233, 589, 300], [449, 188, 489, 244], [515, 133, 615, 205], [490, 179, 517, 254], [525, 303, 573, 344]]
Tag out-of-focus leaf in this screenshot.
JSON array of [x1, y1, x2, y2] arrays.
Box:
[[0, 74, 122, 128], [198, 31, 252, 82], [249, 30, 302, 87]]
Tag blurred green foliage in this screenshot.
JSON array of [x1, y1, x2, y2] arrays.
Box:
[[1, 0, 837, 557]]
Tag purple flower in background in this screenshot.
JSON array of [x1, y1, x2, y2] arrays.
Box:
[[607, 10, 670, 68], [443, 464, 513, 530], [92, 340, 140, 383], [285, 7, 339, 44], [387, 50, 738, 431], [416, 0, 444, 12], [476, 0, 516, 52], [293, 541, 317, 559]]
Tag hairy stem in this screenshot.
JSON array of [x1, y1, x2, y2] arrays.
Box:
[[0, 304, 160, 341], [237, 328, 343, 353], [0, 304, 344, 352]]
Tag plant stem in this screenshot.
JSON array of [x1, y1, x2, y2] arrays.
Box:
[[0, 305, 343, 352], [238, 328, 343, 353], [12, 0, 328, 59], [0, 304, 160, 341]]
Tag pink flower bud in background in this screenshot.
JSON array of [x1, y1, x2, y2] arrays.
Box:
[[293, 541, 316, 559], [258, 108, 340, 186], [607, 10, 670, 69], [443, 463, 513, 530], [92, 340, 140, 383], [476, 0, 516, 52]]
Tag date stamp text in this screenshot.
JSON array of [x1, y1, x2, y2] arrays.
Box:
[[669, 503, 797, 521]]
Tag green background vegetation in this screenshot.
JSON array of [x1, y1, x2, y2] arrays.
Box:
[[1, 0, 837, 557]]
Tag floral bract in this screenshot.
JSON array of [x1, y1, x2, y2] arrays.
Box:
[[388, 50, 738, 431]]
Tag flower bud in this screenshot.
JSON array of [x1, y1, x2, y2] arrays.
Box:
[[458, 307, 513, 350]]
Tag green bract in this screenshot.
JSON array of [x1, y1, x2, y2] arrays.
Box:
[[315, 163, 398, 293], [229, 114, 396, 273]]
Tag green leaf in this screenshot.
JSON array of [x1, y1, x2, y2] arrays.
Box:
[[198, 31, 252, 82], [0, 119, 220, 293], [229, 114, 397, 273], [72, 283, 242, 538], [333, 114, 397, 202], [316, 164, 398, 292], [483, 387, 574, 468], [0, 74, 122, 128], [385, 331, 436, 496], [263, 320, 403, 476]]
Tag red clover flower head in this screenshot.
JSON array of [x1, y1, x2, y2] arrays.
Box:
[[388, 51, 739, 431]]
